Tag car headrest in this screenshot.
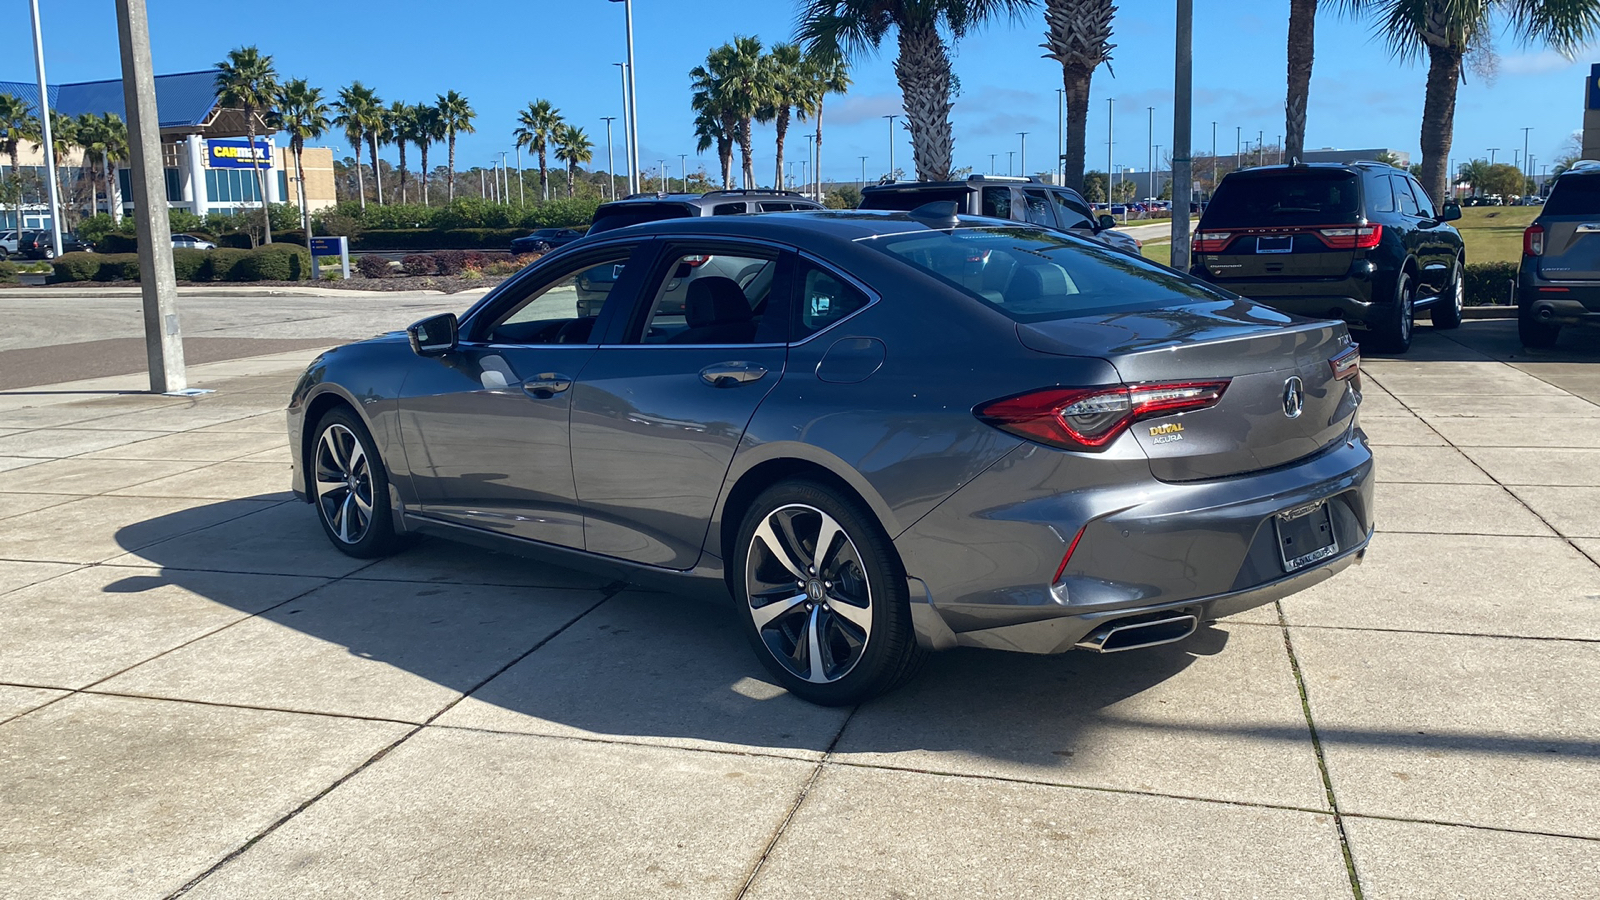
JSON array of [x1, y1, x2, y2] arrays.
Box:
[[685, 277, 753, 327], [1007, 262, 1072, 304]]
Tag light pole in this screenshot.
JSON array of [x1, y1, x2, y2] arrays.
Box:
[[1154, 144, 1163, 199], [1257, 130, 1264, 167], [1018, 132, 1028, 176], [1210, 121, 1217, 200], [515, 146, 524, 206], [1236, 125, 1242, 171], [1107, 97, 1115, 215], [1056, 89, 1064, 182], [859, 155, 867, 187], [608, 0, 640, 194], [613, 63, 632, 194], [658, 158, 667, 192], [601, 116, 617, 200], [786, 161, 795, 190], [1007, 151, 1015, 176], [800, 158, 809, 197], [884, 115, 899, 180], [805, 133, 815, 197], [29, 0, 62, 257], [1488, 147, 1499, 166], [990, 153, 997, 175], [1171, 0, 1194, 270], [1522, 126, 1533, 187], [1147, 106, 1155, 200], [679, 154, 687, 193]]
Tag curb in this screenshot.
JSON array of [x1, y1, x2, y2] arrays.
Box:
[[1463, 305, 1516, 319]]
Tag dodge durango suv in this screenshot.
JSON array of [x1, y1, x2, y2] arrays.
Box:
[[1189, 162, 1464, 353]]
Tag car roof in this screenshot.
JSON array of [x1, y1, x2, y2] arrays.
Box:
[[1225, 162, 1391, 179], [592, 208, 1022, 244]]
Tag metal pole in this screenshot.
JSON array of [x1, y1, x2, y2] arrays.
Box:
[[515, 146, 524, 206], [614, 64, 632, 194], [1258, 131, 1264, 167], [501, 152, 509, 204], [115, 0, 185, 392], [1056, 89, 1064, 183], [1171, 0, 1194, 271], [658, 158, 667, 192], [601, 116, 617, 201], [805, 133, 815, 197], [884, 115, 898, 180], [989, 153, 997, 175], [1019, 132, 1028, 176], [800, 158, 808, 197], [1147, 106, 1154, 199], [860, 155, 867, 187], [1107, 98, 1115, 215], [680, 154, 687, 192], [1211, 121, 1217, 199], [1007, 151, 1014, 176], [29, 0, 63, 257], [1488, 148, 1498, 166], [1522, 127, 1532, 190], [622, 0, 639, 195]]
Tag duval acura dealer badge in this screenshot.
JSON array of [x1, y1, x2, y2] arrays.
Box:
[[1148, 422, 1184, 444]]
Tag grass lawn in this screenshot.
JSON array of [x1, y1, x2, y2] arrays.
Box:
[[1136, 205, 1537, 270]]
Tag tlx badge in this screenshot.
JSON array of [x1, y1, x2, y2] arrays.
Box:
[[1149, 422, 1184, 444]]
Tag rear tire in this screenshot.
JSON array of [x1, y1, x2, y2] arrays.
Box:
[[1519, 304, 1562, 349], [734, 480, 926, 706], [309, 406, 403, 559], [1431, 258, 1464, 330], [1368, 272, 1414, 354]]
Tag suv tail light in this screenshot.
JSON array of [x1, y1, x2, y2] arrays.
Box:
[[1193, 232, 1232, 253], [976, 381, 1232, 452], [1524, 224, 1544, 257], [1317, 225, 1383, 249], [681, 254, 712, 267]]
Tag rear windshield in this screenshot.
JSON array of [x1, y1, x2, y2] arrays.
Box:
[[859, 187, 968, 211], [589, 203, 696, 234], [1204, 171, 1361, 226], [1543, 175, 1600, 216], [866, 226, 1222, 323]]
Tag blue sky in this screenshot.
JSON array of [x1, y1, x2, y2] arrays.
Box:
[[4, 0, 1593, 182]]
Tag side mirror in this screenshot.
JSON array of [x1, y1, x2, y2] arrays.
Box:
[[1097, 214, 1118, 231], [1439, 202, 1462, 222], [408, 313, 458, 356]]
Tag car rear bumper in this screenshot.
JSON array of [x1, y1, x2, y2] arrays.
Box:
[[1192, 265, 1392, 328], [1517, 272, 1600, 323], [895, 428, 1375, 654]]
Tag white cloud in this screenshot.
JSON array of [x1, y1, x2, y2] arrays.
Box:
[[1500, 48, 1591, 76]]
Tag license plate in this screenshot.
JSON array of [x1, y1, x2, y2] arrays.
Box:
[[1257, 235, 1293, 254], [1275, 502, 1338, 572]]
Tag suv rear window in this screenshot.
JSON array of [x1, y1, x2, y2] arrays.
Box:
[[1543, 175, 1600, 215], [589, 203, 698, 235], [860, 187, 969, 212], [1204, 170, 1361, 227], [868, 227, 1220, 323]]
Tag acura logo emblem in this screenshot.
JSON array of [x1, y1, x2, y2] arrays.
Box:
[[1283, 376, 1305, 419]]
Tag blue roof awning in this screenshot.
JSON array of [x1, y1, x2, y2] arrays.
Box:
[[0, 70, 218, 130]]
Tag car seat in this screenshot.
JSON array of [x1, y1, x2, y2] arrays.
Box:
[[670, 276, 756, 344]]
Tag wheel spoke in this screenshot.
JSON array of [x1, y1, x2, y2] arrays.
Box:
[[826, 595, 872, 634], [804, 604, 828, 683], [754, 518, 807, 582], [351, 487, 373, 516], [339, 493, 355, 542], [812, 513, 842, 575], [752, 593, 807, 629], [346, 438, 365, 475], [315, 479, 346, 498], [320, 429, 346, 472]]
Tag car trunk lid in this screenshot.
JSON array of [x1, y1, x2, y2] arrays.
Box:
[[1018, 300, 1359, 481]]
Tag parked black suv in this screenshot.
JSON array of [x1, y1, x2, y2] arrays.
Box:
[[509, 228, 585, 255], [1189, 162, 1464, 353], [1517, 161, 1600, 348], [586, 189, 823, 237], [859, 175, 1143, 254]]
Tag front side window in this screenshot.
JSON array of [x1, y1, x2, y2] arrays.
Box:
[[794, 261, 871, 340], [1021, 190, 1057, 228], [867, 226, 1223, 323], [1050, 190, 1093, 229], [638, 249, 782, 345], [1407, 178, 1436, 218], [483, 249, 635, 344]]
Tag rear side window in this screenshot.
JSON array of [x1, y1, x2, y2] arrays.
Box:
[[794, 261, 871, 339], [589, 204, 695, 234], [1542, 175, 1600, 215], [758, 202, 795, 212], [869, 227, 1222, 323], [1366, 176, 1396, 213], [981, 187, 1013, 219], [712, 202, 746, 215], [1204, 171, 1361, 226], [859, 187, 969, 212], [1394, 177, 1420, 216]]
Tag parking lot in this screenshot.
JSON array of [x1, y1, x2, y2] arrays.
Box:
[[1, 293, 1597, 898]]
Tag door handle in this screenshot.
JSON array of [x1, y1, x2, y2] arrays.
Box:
[[700, 362, 768, 388], [521, 373, 573, 397]]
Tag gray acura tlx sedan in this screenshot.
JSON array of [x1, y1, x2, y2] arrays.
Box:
[[287, 208, 1374, 705]]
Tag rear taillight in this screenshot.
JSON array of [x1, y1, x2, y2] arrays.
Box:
[[1317, 225, 1383, 250], [976, 380, 1231, 452], [1329, 346, 1361, 386], [1524, 224, 1545, 257], [682, 254, 712, 267], [1193, 232, 1232, 253]]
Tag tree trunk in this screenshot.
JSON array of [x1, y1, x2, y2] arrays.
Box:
[[249, 123, 272, 245], [419, 142, 430, 206], [568, 161, 577, 199], [539, 147, 549, 202], [774, 106, 790, 189], [447, 133, 456, 201], [1061, 65, 1093, 192], [739, 117, 755, 189], [295, 144, 310, 234], [88, 156, 98, 219], [12, 148, 24, 235], [105, 150, 121, 225], [397, 139, 408, 204], [352, 136, 366, 210], [719, 115, 736, 189], [895, 22, 955, 181], [1284, 0, 1316, 164], [369, 133, 384, 205], [1419, 43, 1461, 207]]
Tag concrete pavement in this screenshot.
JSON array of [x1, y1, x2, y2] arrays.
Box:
[[0, 310, 1596, 898]]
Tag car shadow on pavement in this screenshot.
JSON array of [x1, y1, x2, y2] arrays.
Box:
[[109, 495, 1237, 765]]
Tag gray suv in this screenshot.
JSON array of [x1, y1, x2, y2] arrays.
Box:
[[588, 189, 824, 237], [1518, 162, 1600, 347], [860, 175, 1143, 254]]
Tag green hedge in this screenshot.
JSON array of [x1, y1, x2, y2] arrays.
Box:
[[1464, 261, 1518, 307], [349, 228, 527, 251], [0, 259, 15, 283], [51, 245, 312, 283]]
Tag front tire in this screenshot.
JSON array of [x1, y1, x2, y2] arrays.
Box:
[[1431, 258, 1464, 330], [1519, 304, 1561, 349], [1369, 271, 1414, 354], [734, 480, 926, 706], [310, 407, 402, 559]]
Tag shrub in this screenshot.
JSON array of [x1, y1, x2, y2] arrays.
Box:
[[93, 255, 140, 282], [49, 252, 106, 283], [321, 268, 344, 281], [434, 249, 467, 275], [0, 259, 16, 283], [347, 227, 526, 251], [76, 213, 118, 245], [218, 233, 254, 250], [1463, 261, 1518, 307], [357, 254, 392, 278], [316, 209, 364, 238], [485, 253, 540, 276], [401, 254, 436, 276], [171, 248, 209, 281], [96, 232, 138, 253], [273, 229, 308, 246], [201, 248, 251, 281], [463, 251, 490, 272], [236, 244, 312, 281]]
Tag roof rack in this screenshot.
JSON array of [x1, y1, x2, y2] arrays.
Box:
[[699, 189, 810, 198], [964, 174, 1043, 184], [1565, 159, 1600, 172]]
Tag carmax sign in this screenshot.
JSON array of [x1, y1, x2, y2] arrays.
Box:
[[208, 138, 273, 169]]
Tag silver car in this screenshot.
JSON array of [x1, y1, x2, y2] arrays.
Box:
[[287, 210, 1374, 705]]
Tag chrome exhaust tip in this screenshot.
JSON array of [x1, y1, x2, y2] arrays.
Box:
[[1075, 613, 1199, 653]]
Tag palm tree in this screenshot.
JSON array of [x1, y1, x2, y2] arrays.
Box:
[[760, 43, 811, 190], [214, 45, 280, 243], [436, 90, 476, 201], [690, 48, 738, 189], [0, 94, 40, 236], [553, 124, 593, 199], [806, 48, 851, 198], [513, 100, 563, 203], [724, 36, 772, 189], [75, 113, 106, 218], [388, 101, 416, 204], [274, 79, 329, 234], [1042, 0, 1115, 193], [332, 82, 377, 208], [798, 0, 1033, 181], [1341, 0, 1600, 204], [1284, 0, 1317, 163], [47, 111, 79, 228], [1458, 157, 1493, 197], [412, 103, 443, 206], [97, 114, 127, 224]]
